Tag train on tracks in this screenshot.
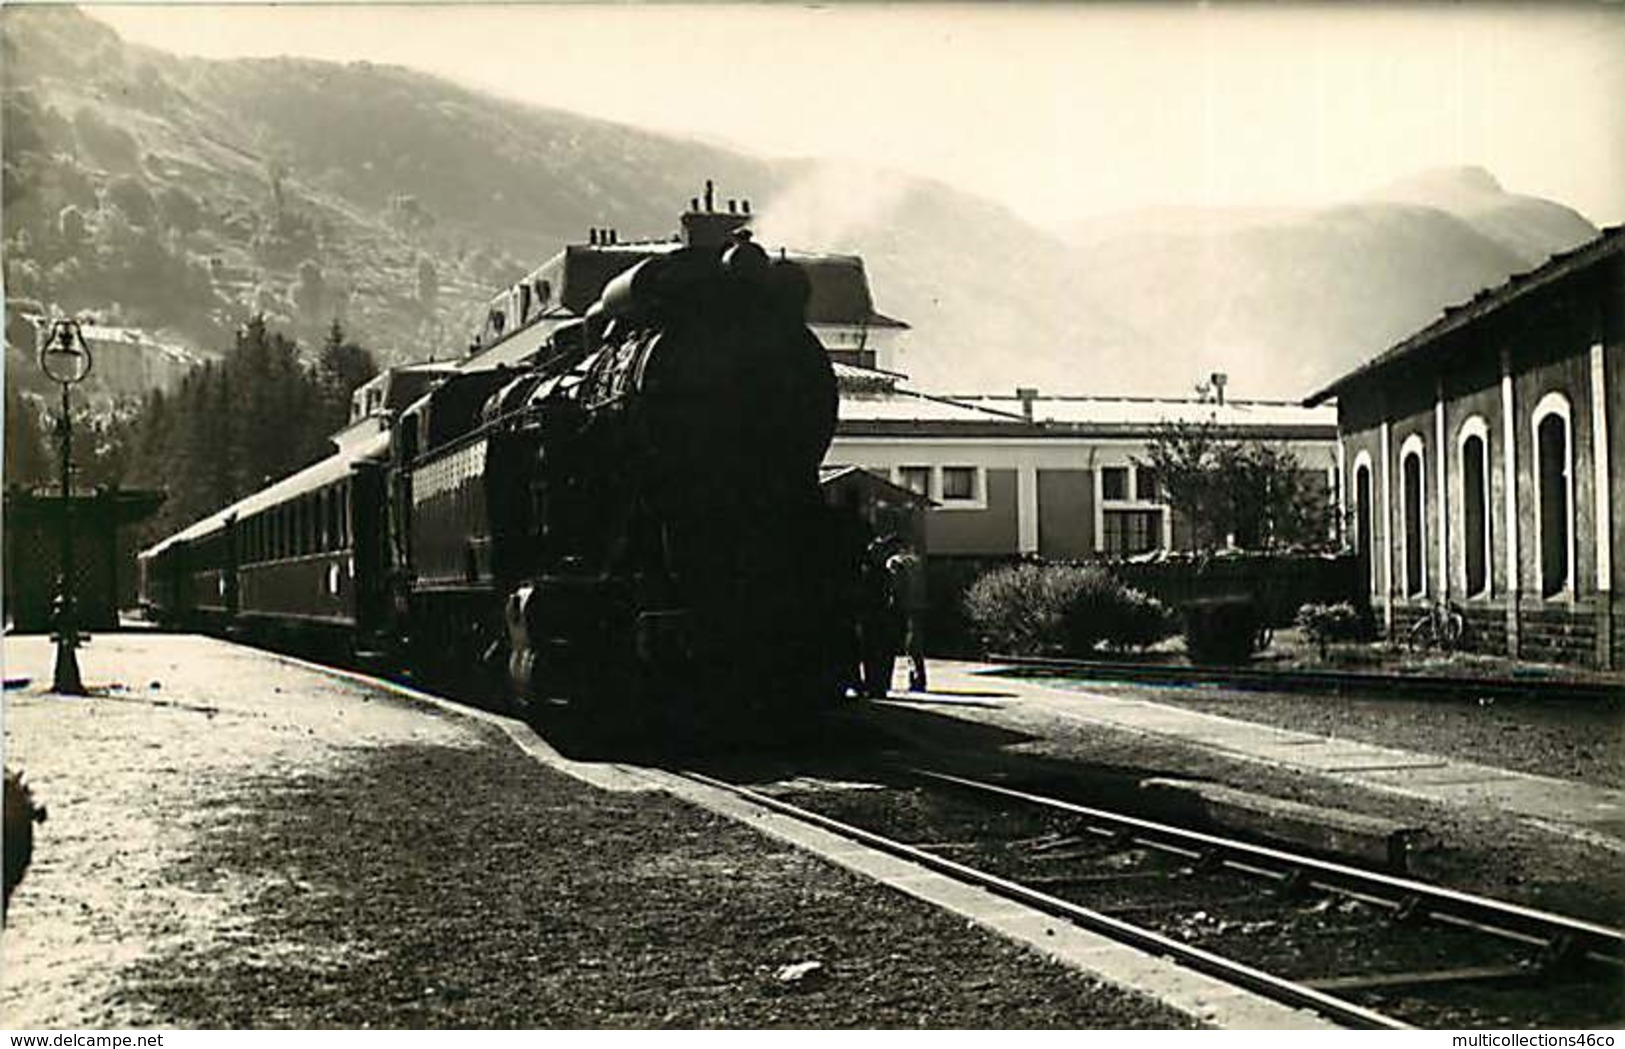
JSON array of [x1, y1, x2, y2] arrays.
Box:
[[138, 218, 853, 742]]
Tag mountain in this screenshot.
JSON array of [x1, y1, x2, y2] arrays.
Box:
[[1, 7, 1601, 402], [1053, 168, 1597, 397]]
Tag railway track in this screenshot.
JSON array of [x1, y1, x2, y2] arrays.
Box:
[[696, 765, 1625, 1029], [278, 651, 1623, 1028]]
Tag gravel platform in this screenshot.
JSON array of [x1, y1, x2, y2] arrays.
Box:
[[1, 634, 1197, 1029]]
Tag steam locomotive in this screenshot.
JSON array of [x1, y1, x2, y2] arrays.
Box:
[[139, 224, 852, 744]]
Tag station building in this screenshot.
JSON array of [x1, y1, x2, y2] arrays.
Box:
[[1307, 226, 1624, 668], [830, 377, 1337, 559]]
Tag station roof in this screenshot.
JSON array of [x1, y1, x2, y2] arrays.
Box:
[[836, 366, 1334, 440], [1304, 225, 1625, 406], [463, 241, 906, 373], [953, 393, 1337, 435]]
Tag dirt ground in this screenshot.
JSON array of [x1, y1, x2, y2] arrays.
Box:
[[1, 634, 1195, 1029]]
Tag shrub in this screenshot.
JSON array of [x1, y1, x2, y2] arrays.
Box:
[[965, 564, 1174, 657], [1102, 587, 1175, 651], [1183, 596, 1262, 665], [964, 563, 1072, 655], [1295, 601, 1371, 659]]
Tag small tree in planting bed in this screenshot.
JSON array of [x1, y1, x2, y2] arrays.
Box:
[[1137, 420, 1334, 553]]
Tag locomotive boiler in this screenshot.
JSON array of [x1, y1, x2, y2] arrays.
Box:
[[140, 227, 852, 747]]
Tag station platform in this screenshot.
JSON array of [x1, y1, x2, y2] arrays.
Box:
[[879, 661, 1625, 848], [0, 633, 1208, 1029]]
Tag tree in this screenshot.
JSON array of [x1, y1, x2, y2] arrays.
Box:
[[105, 175, 155, 227], [155, 185, 202, 235], [1138, 420, 1334, 553], [293, 259, 327, 323], [416, 256, 439, 316], [318, 320, 378, 419]]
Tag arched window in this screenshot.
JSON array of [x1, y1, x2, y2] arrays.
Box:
[[1353, 451, 1374, 592], [1458, 417, 1491, 597], [1533, 392, 1574, 598], [1400, 434, 1426, 597]]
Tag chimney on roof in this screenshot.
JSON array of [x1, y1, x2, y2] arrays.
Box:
[[743, 199, 751, 216], [1209, 372, 1228, 406], [608, 229, 617, 245], [589, 228, 599, 246], [1016, 386, 1039, 421], [681, 180, 752, 249]]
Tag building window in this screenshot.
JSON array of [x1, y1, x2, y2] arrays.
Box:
[[1353, 453, 1374, 592], [1134, 467, 1160, 501], [1533, 392, 1573, 598], [1101, 466, 1130, 501], [1459, 420, 1491, 598], [1400, 436, 1426, 597], [941, 466, 977, 501], [897, 466, 931, 498], [1103, 509, 1162, 556]]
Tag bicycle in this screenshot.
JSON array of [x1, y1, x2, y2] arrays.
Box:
[[1404, 598, 1465, 652]]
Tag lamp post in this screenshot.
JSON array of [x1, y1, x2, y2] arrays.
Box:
[[39, 317, 93, 696]]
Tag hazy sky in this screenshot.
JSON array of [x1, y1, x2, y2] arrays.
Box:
[[87, 2, 1625, 227]]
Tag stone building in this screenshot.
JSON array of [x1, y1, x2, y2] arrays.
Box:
[[1306, 227, 1623, 667]]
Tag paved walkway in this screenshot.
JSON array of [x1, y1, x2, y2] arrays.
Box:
[[886, 661, 1625, 846]]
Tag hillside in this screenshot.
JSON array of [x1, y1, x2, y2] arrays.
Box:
[[1053, 168, 1597, 396], [1, 7, 1601, 401]]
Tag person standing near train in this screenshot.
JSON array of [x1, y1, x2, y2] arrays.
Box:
[[857, 535, 904, 698], [885, 541, 928, 693]]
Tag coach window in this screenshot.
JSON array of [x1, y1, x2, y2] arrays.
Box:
[[1458, 418, 1491, 598], [1400, 434, 1426, 598], [1533, 392, 1574, 598], [340, 483, 350, 548]]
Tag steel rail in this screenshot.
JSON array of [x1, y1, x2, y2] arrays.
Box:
[[679, 770, 1407, 1030], [914, 769, 1625, 967]]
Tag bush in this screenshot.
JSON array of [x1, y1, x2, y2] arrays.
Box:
[[1295, 601, 1371, 659], [1183, 596, 1262, 665], [965, 563, 1174, 657], [964, 562, 1072, 656], [1103, 587, 1174, 651]]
